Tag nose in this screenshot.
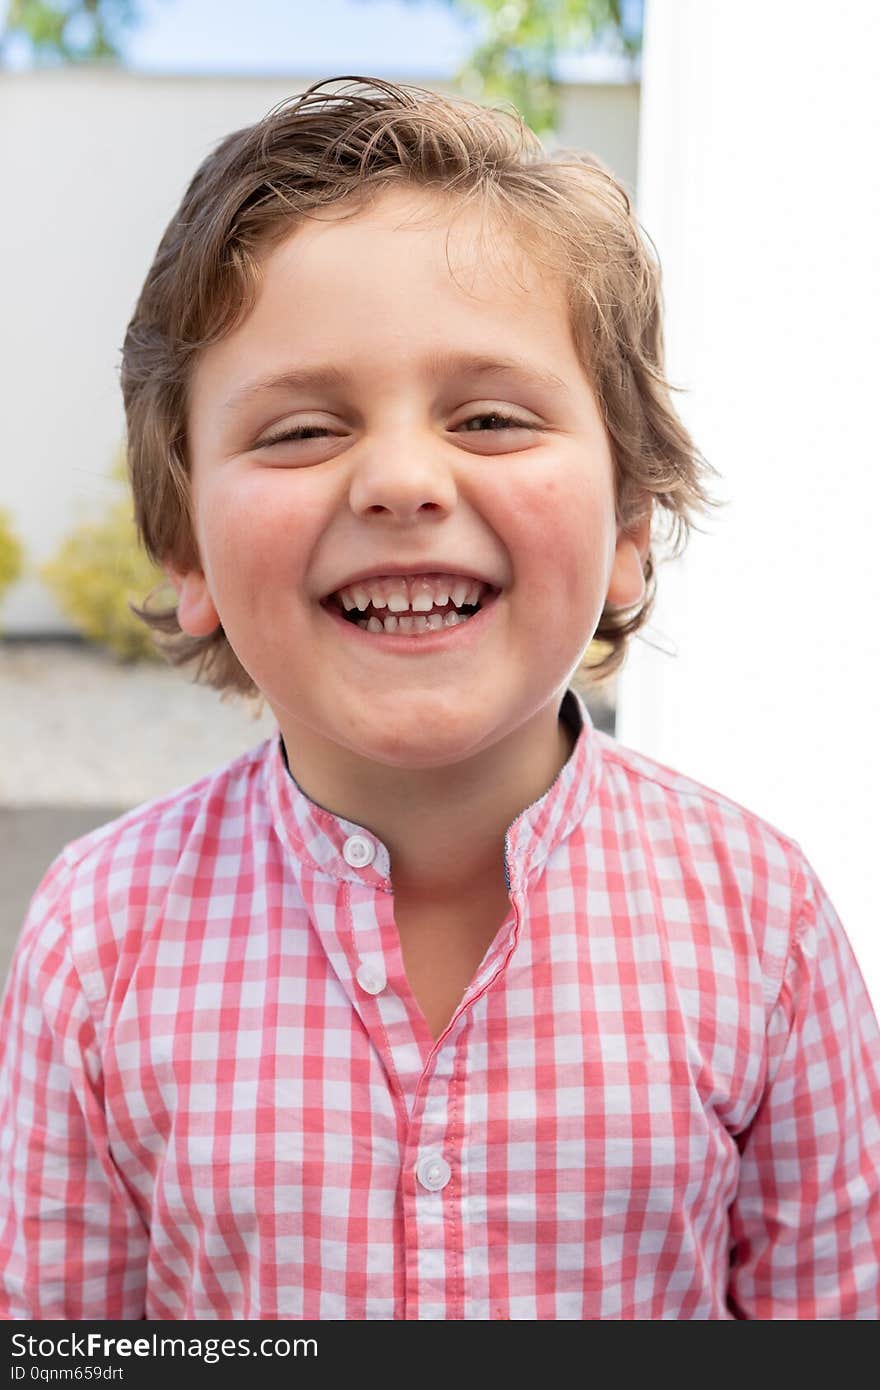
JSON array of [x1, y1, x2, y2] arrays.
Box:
[[346, 432, 459, 522]]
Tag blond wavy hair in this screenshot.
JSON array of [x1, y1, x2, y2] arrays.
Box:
[[121, 74, 724, 699]]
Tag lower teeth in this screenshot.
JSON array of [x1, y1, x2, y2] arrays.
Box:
[[355, 611, 473, 634]]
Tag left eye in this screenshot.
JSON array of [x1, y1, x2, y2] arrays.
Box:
[[257, 413, 536, 448], [458, 412, 536, 433]]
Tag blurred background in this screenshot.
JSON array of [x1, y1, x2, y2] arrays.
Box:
[[0, 0, 878, 1004]]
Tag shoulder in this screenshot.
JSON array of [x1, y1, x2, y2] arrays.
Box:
[[15, 737, 278, 1008], [592, 730, 813, 982], [595, 728, 805, 865], [56, 735, 274, 877]]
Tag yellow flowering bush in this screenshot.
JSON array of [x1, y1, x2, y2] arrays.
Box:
[[0, 509, 24, 617], [40, 453, 171, 662]]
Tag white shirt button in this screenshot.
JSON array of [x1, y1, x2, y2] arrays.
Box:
[[355, 960, 386, 995], [416, 1152, 451, 1192], [343, 834, 376, 868]]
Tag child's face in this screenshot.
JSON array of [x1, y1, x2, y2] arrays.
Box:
[[174, 187, 647, 770]]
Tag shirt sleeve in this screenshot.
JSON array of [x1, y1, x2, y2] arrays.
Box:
[[726, 854, 880, 1318], [0, 857, 149, 1319]]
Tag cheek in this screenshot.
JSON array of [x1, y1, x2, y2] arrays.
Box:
[[497, 468, 613, 605], [199, 473, 323, 590]]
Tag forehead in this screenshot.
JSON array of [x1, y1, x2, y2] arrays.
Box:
[[258, 184, 563, 316], [188, 186, 580, 427]]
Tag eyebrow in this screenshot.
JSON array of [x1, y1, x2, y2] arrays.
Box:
[[222, 351, 569, 410]]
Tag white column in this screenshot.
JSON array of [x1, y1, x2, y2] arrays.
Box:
[[620, 0, 880, 1002]]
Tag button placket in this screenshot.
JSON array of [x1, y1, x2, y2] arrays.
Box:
[[398, 1045, 460, 1314], [342, 834, 388, 998]]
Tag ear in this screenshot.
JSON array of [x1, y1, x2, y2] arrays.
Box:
[[163, 566, 221, 637], [605, 507, 652, 610]]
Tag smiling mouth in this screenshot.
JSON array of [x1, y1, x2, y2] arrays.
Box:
[[322, 575, 499, 635]]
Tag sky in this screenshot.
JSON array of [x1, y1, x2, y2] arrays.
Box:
[[126, 0, 479, 78], [2, 0, 641, 82]]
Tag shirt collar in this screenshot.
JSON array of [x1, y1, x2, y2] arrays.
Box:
[[265, 686, 603, 893]]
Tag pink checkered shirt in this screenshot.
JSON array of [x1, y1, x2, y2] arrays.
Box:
[[1, 688, 879, 1320]]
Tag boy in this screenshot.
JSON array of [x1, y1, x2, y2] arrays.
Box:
[[1, 75, 878, 1320]]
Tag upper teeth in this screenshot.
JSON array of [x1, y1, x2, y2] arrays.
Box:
[[335, 573, 487, 613]]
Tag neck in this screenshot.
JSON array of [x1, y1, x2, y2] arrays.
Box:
[[279, 693, 577, 900]]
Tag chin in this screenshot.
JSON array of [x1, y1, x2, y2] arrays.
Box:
[[342, 716, 494, 770]]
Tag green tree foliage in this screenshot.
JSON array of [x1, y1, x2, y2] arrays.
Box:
[[425, 0, 641, 133], [2, 0, 145, 63]]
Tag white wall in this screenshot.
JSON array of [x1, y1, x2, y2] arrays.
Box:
[[621, 0, 880, 1004], [0, 67, 638, 633]]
